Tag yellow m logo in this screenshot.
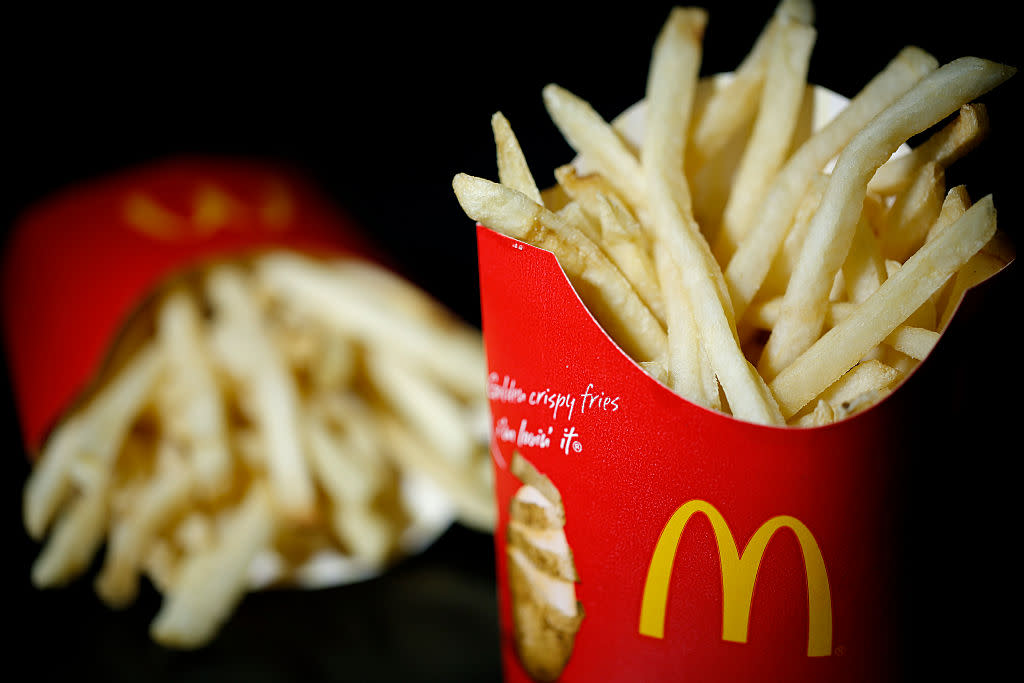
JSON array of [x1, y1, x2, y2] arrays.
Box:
[[123, 182, 293, 241], [638, 500, 832, 657]]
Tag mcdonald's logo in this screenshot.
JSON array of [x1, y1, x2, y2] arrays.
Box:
[[123, 181, 294, 241], [638, 500, 832, 657]]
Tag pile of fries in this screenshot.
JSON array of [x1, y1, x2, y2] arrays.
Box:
[[454, 0, 1015, 427], [22, 250, 495, 648]]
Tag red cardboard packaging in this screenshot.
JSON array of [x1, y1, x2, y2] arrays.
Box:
[[474, 87, 1014, 680]]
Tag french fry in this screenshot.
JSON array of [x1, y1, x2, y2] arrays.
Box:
[[365, 350, 477, 468], [642, 7, 783, 425], [869, 103, 990, 195], [882, 326, 940, 361], [757, 57, 1014, 381], [657, 248, 720, 410], [23, 414, 88, 541], [713, 17, 816, 262], [206, 264, 316, 523], [723, 46, 939, 320], [593, 192, 666, 326], [31, 469, 112, 588], [542, 83, 647, 212], [793, 399, 835, 428], [255, 251, 487, 398], [759, 171, 830, 301], [150, 482, 276, 648], [938, 228, 1016, 331], [816, 360, 902, 410], [452, 173, 667, 362], [841, 209, 888, 305], [95, 441, 194, 607], [687, 0, 815, 175], [156, 288, 233, 499], [769, 195, 998, 418], [493, 111, 543, 205], [377, 414, 495, 533], [24, 339, 163, 542], [879, 161, 946, 262]]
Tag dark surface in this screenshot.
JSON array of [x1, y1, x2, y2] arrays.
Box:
[[3, 3, 1021, 682]]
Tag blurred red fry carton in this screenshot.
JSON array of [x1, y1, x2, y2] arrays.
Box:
[[1, 156, 378, 456], [476, 222, 1012, 682], [474, 77, 1015, 681]]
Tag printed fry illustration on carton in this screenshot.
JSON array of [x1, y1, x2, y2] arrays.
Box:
[[506, 452, 582, 682]]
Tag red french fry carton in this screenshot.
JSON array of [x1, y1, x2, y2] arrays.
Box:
[[476, 223, 1013, 682], [474, 81, 1015, 681], [2, 156, 378, 457]]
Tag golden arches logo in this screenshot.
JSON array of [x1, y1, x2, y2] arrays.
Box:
[[638, 499, 832, 657], [123, 181, 294, 241]]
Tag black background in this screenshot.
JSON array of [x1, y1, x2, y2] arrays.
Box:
[[3, 2, 1021, 682]]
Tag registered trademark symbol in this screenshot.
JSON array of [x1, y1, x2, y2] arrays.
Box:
[[834, 645, 846, 657], [572, 441, 583, 453]]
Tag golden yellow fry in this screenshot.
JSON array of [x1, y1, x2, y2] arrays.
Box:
[[303, 408, 400, 565], [141, 538, 182, 595], [880, 161, 946, 261], [833, 388, 893, 420], [365, 350, 477, 467], [759, 171, 829, 299], [927, 185, 972, 244], [918, 185, 970, 317], [304, 412, 382, 507], [883, 326, 940, 360], [555, 200, 602, 244], [540, 183, 570, 212], [553, 165, 636, 242], [329, 258, 466, 331], [542, 83, 646, 211], [206, 265, 316, 523], [816, 360, 901, 410], [24, 341, 163, 540], [640, 358, 670, 385], [453, 173, 667, 361], [553, 165, 631, 218], [150, 483, 275, 649], [654, 248, 718, 409], [769, 194, 998, 418], [793, 399, 835, 427], [869, 103, 990, 195], [174, 511, 217, 556], [492, 111, 543, 204], [758, 57, 1014, 381], [594, 193, 666, 326], [95, 442, 194, 607], [312, 332, 358, 391], [377, 414, 495, 533], [156, 289, 233, 499], [688, 0, 814, 173], [723, 46, 939, 320], [643, 7, 783, 425], [23, 415, 87, 541], [714, 17, 816, 262], [31, 471, 111, 588], [938, 228, 1016, 330], [749, 297, 935, 360], [255, 252, 487, 398], [327, 503, 395, 568], [842, 208, 887, 304]]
